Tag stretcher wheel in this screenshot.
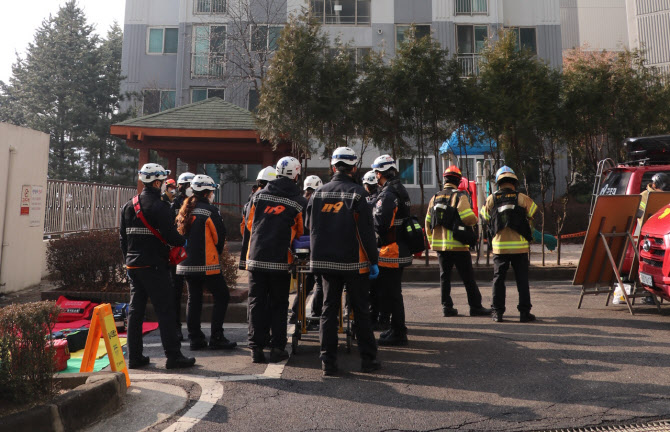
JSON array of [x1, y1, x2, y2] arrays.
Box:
[[291, 334, 299, 354]]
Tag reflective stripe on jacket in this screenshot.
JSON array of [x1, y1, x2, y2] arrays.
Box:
[[481, 187, 537, 255], [307, 173, 379, 275], [425, 183, 476, 252], [242, 177, 306, 272], [177, 199, 226, 276], [374, 178, 412, 268]]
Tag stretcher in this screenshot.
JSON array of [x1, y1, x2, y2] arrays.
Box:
[[289, 247, 353, 354]]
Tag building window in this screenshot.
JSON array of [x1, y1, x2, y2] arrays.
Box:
[[143, 89, 176, 115], [455, 0, 488, 15], [195, 0, 226, 14], [248, 88, 260, 112], [457, 25, 488, 76], [192, 25, 226, 77], [396, 25, 431, 45], [191, 88, 225, 103], [328, 47, 372, 70], [251, 25, 283, 52], [509, 27, 537, 54], [399, 157, 435, 187], [309, 0, 371, 25], [246, 164, 262, 182], [148, 28, 178, 54]]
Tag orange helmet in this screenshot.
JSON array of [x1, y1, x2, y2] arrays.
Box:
[[165, 178, 177, 187], [443, 165, 462, 183]]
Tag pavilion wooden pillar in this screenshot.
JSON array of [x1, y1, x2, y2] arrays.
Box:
[[167, 154, 178, 180], [137, 147, 150, 193], [262, 150, 274, 168]]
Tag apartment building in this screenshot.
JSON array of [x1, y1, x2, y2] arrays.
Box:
[[626, 0, 670, 75], [120, 0, 563, 205], [560, 0, 629, 51]]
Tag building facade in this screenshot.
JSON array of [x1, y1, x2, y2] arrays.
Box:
[[626, 0, 670, 75], [560, 0, 629, 51], [120, 0, 563, 206]]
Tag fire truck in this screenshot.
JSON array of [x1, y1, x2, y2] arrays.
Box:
[[635, 135, 670, 301], [592, 135, 670, 276]]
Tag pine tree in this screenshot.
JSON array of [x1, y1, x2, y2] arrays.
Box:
[[9, 1, 100, 180]]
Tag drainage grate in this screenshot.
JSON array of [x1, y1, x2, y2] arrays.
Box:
[[542, 420, 670, 432]]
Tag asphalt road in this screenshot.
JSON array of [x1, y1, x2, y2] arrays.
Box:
[[89, 280, 670, 432]]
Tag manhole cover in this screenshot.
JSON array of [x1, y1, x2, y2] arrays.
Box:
[[542, 420, 670, 432]]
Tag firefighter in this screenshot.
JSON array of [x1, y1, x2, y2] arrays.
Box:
[[170, 171, 195, 341], [240, 166, 277, 270], [307, 147, 381, 376], [637, 172, 670, 221], [480, 166, 538, 323], [289, 175, 324, 324], [363, 170, 388, 330], [243, 157, 306, 363], [120, 163, 195, 369], [162, 179, 177, 203], [425, 166, 490, 317], [371, 155, 412, 346], [176, 175, 237, 351]]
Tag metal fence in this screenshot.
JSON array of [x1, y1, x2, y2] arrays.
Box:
[[44, 180, 136, 236]]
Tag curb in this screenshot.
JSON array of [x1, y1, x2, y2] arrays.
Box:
[[0, 372, 127, 432], [403, 265, 577, 282]]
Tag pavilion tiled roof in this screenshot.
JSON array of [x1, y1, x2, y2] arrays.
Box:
[[114, 97, 256, 131]]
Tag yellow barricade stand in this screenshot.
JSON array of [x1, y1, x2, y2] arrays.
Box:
[[80, 303, 131, 387]]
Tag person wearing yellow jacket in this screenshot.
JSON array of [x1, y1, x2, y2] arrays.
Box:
[[480, 166, 538, 323], [425, 166, 490, 318]]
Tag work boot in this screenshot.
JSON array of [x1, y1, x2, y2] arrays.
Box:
[[373, 318, 391, 332], [189, 336, 208, 351], [209, 333, 237, 350], [378, 330, 408, 346], [442, 306, 459, 317], [166, 352, 196, 369], [361, 358, 382, 373], [288, 314, 297, 325], [251, 348, 266, 364], [322, 361, 338, 377], [269, 348, 289, 363], [470, 307, 492, 317], [128, 355, 150, 369], [491, 310, 503, 322], [380, 328, 393, 339], [520, 312, 536, 323]]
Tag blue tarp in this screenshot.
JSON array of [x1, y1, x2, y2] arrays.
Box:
[[440, 126, 497, 156]]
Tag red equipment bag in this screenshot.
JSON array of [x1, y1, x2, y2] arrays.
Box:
[[52, 339, 70, 371], [55, 296, 98, 323], [132, 195, 187, 266]]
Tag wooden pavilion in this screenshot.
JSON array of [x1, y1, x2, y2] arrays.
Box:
[[110, 97, 291, 191]]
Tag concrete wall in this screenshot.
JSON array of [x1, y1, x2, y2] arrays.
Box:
[[560, 0, 629, 51], [0, 123, 50, 294]]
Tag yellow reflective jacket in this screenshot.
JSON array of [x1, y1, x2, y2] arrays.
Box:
[[481, 187, 537, 255], [425, 183, 477, 252]]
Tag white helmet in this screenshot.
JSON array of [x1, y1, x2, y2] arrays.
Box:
[[257, 166, 277, 182], [304, 175, 323, 190], [139, 163, 170, 183], [276, 156, 301, 180], [371, 155, 397, 172], [191, 174, 219, 192], [177, 172, 195, 184], [363, 170, 377, 185], [331, 147, 358, 166]]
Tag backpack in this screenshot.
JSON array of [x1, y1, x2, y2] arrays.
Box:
[[402, 216, 426, 255], [431, 190, 477, 247]]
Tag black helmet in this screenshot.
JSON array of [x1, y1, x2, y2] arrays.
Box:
[[652, 173, 670, 191]]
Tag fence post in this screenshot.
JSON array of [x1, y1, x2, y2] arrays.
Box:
[[60, 182, 68, 235], [115, 188, 121, 229], [89, 185, 98, 231]]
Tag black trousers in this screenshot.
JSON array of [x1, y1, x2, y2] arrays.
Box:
[[170, 266, 185, 330], [127, 266, 180, 360], [492, 253, 532, 314], [248, 271, 290, 350], [379, 267, 406, 334], [185, 273, 230, 339], [369, 277, 388, 323], [438, 251, 484, 309], [290, 273, 323, 318], [320, 273, 377, 364]]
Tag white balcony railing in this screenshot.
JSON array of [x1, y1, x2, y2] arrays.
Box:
[[457, 54, 483, 77], [192, 54, 226, 78], [455, 0, 488, 15]]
